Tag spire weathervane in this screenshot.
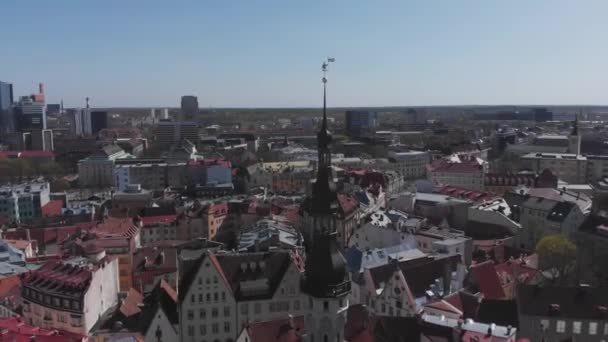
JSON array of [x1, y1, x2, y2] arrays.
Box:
[[312, 57, 338, 216], [321, 58, 335, 132]]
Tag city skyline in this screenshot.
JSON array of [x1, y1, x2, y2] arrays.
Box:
[[2, 0, 608, 107]]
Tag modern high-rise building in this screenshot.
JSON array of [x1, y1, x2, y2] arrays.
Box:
[[15, 95, 46, 131], [344, 110, 378, 137], [180, 95, 199, 120], [0, 81, 15, 134], [21, 129, 54, 151], [90, 111, 108, 134], [155, 121, 199, 149]]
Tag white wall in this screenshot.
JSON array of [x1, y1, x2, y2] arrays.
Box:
[[84, 258, 120, 333]]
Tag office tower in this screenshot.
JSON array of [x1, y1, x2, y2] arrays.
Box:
[[90, 111, 108, 134], [155, 121, 198, 149], [162, 108, 169, 120], [46, 104, 61, 116], [25, 129, 54, 151], [0, 81, 14, 134], [82, 108, 92, 135], [180, 95, 199, 120], [15, 95, 46, 131], [66, 108, 83, 136], [344, 110, 378, 137]]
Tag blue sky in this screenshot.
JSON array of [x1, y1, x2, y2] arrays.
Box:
[[2, 0, 608, 108]]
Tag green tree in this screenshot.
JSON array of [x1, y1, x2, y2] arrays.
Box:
[[50, 179, 71, 192], [536, 234, 577, 285]]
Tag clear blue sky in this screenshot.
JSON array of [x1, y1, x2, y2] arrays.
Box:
[[2, 0, 608, 108]]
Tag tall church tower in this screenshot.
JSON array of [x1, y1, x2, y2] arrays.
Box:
[[301, 59, 350, 342], [568, 113, 581, 155]]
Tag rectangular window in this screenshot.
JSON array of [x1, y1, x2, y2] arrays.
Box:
[[212, 323, 219, 334], [224, 306, 230, 317], [211, 308, 218, 318], [187, 325, 194, 337], [224, 321, 230, 333], [540, 319, 549, 331], [294, 300, 300, 310], [200, 324, 206, 336], [187, 310, 194, 320], [590, 322, 598, 335], [222, 292, 226, 301], [573, 321, 582, 334], [323, 301, 329, 312], [557, 320, 566, 333], [199, 308, 206, 319], [254, 303, 261, 314]]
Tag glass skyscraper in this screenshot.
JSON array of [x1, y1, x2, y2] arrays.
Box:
[[0, 81, 15, 134]]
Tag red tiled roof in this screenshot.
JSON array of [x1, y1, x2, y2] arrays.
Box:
[[436, 185, 497, 202], [424, 299, 463, 316], [119, 288, 144, 317], [443, 290, 481, 318], [0, 275, 21, 298], [159, 279, 177, 302], [0, 317, 86, 342], [427, 159, 484, 173], [94, 216, 139, 238], [188, 159, 232, 168], [208, 251, 233, 296], [41, 200, 64, 217], [140, 214, 177, 225], [471, 261, 506, 300], [24, 260, 93, 289], [245, 316, 305, 342], [4, 239, 33, 251]]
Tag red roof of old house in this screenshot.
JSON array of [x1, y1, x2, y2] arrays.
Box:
[[344, 305, 373, 342], [424, 299, 463, 316], [436, 185, 497, 202], [159, 279, 177, 302], [4, 239, 33, 252], [94, 216, 139, 238], [470, 261, 506, 300], [204, 202, 229, 216], [119, 288, 144, 317], [443, 290, 481, 318], [495, 260, 538, 283], [245, 316, 305, 342], [188, 159, 232, 168], [140, 215, 177, 225], [22, 261, 94, 296], [41, 200, 63, 217], [0, 317, 86, 342], [0, 276, 21, 299], [427, 158, 484, 173], [346, 169, 387, 188]]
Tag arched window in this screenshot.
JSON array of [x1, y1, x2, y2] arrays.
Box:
[[324, 335, 328, 342]]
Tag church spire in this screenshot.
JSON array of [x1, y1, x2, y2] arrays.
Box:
[[571, 110, 580, 136], [311, 58, 337, 215]]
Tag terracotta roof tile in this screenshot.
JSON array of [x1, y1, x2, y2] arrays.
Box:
[[245, 316, 305, 342], [471, 261, 506, 300]]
